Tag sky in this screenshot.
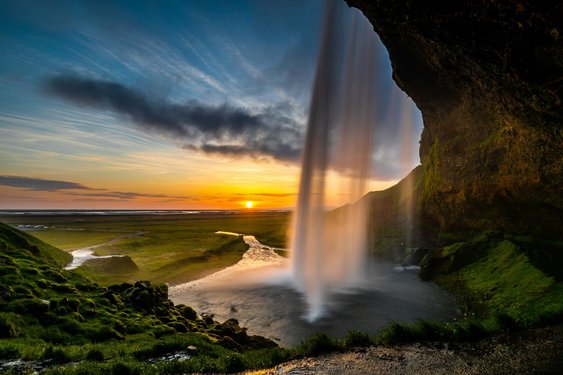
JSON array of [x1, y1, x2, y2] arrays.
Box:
[[0, 0, 423, 210]]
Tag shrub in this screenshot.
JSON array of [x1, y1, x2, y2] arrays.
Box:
[[343, 330, 372, 348], [43, 346, 72, 364], [41, 326, 72, 344], [375, 323, 414, 344], [90, 326, 124, 342], [225, 354, 245, 373], [0, 345, 20, 359], [297, 333, 340, 356], [0, 312, 22, 338], [86, 348, 105, 362]]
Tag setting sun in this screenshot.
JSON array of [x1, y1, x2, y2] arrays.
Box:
[[245, 201, 253, 209]]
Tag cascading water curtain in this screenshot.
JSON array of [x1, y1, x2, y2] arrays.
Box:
[[290, 0, 381, 321]]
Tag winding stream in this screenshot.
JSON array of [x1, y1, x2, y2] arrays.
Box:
[[64, 231, 144, 270]]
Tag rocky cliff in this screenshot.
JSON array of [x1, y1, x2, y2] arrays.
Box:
[[347, 0, 563, 239]]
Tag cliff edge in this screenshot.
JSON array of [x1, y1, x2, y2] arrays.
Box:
[[347, 0, 563, 239]]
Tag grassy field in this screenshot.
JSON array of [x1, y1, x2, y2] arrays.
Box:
[[0, 212, 290, 286]]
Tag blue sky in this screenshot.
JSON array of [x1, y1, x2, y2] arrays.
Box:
[[0, 0, 422, 209]]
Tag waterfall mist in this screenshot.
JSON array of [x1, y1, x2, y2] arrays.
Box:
[[290, 1, 383, 320]]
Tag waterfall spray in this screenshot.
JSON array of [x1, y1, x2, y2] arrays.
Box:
[[290, 1, 382, 321]]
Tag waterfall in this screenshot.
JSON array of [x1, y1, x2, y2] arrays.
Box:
[[290, 1, 382, 321]]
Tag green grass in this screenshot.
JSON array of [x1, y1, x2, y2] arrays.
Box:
[[0, 222, 293, 374], [0, 212, 290, 286], [420, 232, 563, 335], [32, 230, 129, 251]]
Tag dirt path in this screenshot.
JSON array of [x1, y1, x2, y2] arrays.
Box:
[[245, 325, 563, 374]]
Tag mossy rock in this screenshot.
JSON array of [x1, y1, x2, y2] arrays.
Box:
[[178, 305, 198, 320], [218, 336, 242, 352], [0, 285, 14, 302], [89, 326, 124, 342], [55, 315, 83, 334], [101, 291, 124, 307], [0, 312, 23, 338], [43, 270, 66, 283], [152, 325, 175, 338], [21, 267, 39, 276], [419, 241, 487, 280], [35, 278, 54, 289], [8, 298, 49, 316], [52, 283, 79, 294], [167, 321, 188, 333], [0, 265, 20, 277], [247, 335, 278, 349], [85, 348, 104, 362], [216, 318, 249, 345]]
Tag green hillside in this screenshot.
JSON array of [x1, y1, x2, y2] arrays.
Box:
[[0, 223, 286, 374]]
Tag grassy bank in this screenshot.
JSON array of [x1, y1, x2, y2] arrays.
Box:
[[381, 231, 563, 343], [0, 212, 289, 286]]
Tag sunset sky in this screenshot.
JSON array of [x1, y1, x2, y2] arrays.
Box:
[[0, 0, 422, 210]]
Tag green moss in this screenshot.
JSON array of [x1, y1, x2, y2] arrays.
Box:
[[0, 222, 71, 266], [420, 139, 441, 202], [422, 232, 563, 331]]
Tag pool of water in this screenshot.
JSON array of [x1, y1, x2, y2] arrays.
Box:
[[171, 261, 458, 346]]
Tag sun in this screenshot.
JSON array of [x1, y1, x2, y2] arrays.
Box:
[[245, 201, 253, 209]]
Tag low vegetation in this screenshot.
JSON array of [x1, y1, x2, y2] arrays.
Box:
[[0, 212, 289, 286], [0, 222, 292, 374], [2, 212, 562, 373]]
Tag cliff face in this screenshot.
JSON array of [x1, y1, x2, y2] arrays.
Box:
[[347, 0, 563, 239]]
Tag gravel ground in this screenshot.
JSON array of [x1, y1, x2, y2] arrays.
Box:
[[244, 325, 563, 374]]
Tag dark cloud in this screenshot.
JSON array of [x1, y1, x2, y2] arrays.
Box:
[[0, 175, 96, 192], [43, 75, 304, 162], [0, 175, 193, 201]]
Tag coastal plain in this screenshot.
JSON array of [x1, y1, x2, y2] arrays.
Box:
[[0, 211, 290, 286]]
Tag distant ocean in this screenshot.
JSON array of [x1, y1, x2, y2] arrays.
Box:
[[0, 210, 288, 216]]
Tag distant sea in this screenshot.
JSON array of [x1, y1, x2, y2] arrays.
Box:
[[0, 210, 289, 216]]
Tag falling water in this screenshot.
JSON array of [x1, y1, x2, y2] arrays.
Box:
[[290, 1, 383, 320]]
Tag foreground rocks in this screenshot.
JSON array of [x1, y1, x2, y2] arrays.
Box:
[[249, 324, 563, 374]]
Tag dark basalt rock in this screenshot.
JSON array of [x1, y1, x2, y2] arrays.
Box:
[[347, 0, 563, 240]]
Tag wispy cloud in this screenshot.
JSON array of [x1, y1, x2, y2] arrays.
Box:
[[43, 74, 304, 162], [0, 175, 193, 201], [0, 175, 96, 192], [63, 191, 194, 200]]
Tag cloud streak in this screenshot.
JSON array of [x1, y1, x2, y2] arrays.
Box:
[[43, 75, 304, 162], [0, 175, 193, 201], [0, 175, 95, 192]]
